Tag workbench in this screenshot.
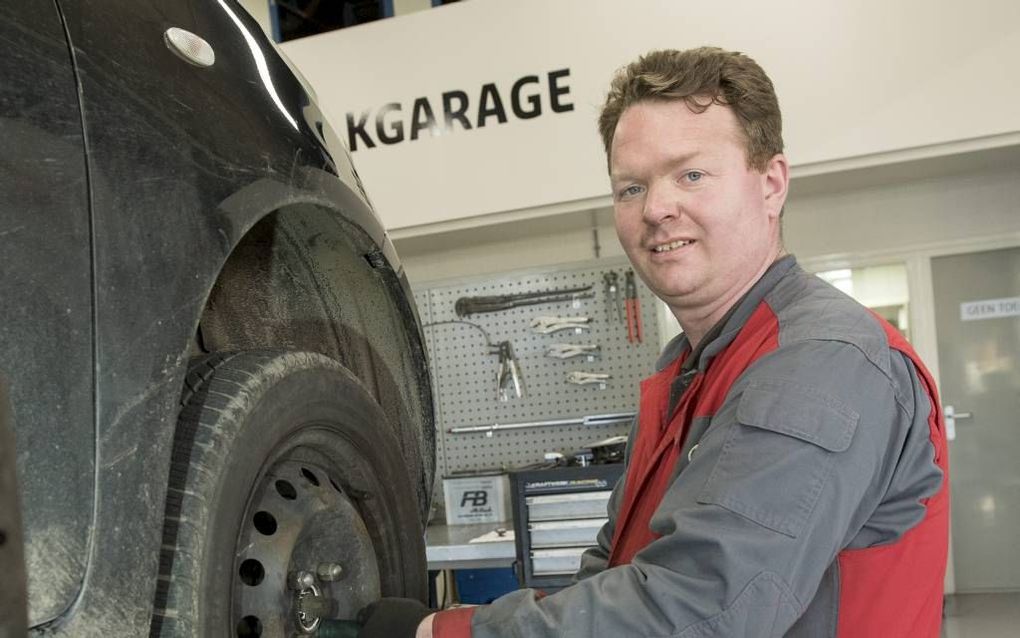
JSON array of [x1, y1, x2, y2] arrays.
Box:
[[425, 522, 516, 570]]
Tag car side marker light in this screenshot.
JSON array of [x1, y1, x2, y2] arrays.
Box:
[[164, 27, 216, 68]]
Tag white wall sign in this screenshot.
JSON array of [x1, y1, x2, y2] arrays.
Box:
[[960, 297, 1020, 321], [281, 0, 1020, 232]]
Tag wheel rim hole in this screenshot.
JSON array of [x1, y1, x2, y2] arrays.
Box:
[[239, 559, 265, 586], [253, 511, 277, 536], [329, 477, 343, 494], [236, 615, 262, 636], [275, 479, 297, 500], [301, 467, 320, 486]]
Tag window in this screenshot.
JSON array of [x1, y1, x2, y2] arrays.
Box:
[[815, 263, 910, 339]]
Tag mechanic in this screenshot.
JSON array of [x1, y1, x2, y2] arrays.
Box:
[[358, 46, 950, 638]]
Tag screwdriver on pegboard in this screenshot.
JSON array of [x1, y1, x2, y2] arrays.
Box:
[[625, 270, 643, 344]]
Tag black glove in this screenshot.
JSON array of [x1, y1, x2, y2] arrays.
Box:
[[357, 597, 433, 638]]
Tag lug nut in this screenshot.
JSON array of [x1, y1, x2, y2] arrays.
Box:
[[316, 562, 344, 582], [288, 570, 315, 590]]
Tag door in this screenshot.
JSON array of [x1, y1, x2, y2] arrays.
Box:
[[0, 0, 94, 626], [931, 246, 1020, 592]]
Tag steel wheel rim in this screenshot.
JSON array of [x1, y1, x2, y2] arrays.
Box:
[[230, 441, 382, 637]]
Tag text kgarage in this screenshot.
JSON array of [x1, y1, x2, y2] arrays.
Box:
[[345, 69, 574, 151]]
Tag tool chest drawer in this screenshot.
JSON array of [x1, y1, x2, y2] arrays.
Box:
[[525, 491, 612, 521], [531, 547, 588, 576], [529, 518, 607, 548]]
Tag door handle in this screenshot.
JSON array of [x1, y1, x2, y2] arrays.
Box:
[[943, 405, 973, 441]]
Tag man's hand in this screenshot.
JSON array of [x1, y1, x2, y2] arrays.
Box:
[[357, 598, 433, 638]]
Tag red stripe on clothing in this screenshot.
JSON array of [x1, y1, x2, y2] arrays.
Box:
[[692, 303, 780, 418], [432, 606, 476, 638], [836, 316, 949, 638], [608, 304, 780, 566]]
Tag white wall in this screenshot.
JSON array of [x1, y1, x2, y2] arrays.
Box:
[[396, 163, 1020, 283], [395, 209, 619, 282], [283, 0, 1020, 232], [786, 171, 1020, 261]]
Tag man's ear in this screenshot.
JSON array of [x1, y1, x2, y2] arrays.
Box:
[[763, 153, 789, 220]]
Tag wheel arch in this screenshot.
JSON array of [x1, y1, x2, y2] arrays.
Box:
[[192, 175, 435, 524]]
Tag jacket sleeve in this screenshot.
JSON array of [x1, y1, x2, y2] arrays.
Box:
[[433, 340, 942, 638]]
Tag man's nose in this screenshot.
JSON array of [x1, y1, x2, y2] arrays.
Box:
[[642, 182, 681, 225]]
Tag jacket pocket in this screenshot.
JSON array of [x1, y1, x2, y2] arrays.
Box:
[[672, 571, 800, 638], [696, 378, 859, 538]]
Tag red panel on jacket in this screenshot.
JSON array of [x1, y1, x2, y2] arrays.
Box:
[[835, 318, 949, 638]]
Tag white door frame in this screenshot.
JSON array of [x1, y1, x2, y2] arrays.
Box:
[[800, 231, 1020, 596]]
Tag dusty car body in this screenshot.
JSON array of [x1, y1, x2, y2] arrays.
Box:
[[0, 1, 434, 635]]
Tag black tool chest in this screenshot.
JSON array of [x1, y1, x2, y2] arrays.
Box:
[[510, 464, 625, 590]]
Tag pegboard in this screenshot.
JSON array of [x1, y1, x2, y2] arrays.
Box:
[[412, 258, 663, 487]]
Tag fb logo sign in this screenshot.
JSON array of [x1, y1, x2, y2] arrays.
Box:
[[460, 490, 489, 507]]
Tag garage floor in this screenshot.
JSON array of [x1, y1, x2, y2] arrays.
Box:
[[941, 593, 1020, 637]]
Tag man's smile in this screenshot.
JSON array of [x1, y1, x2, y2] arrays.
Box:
[[651, 238, 696, 253]]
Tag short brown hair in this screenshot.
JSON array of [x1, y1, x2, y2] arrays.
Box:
[[598, 47, 783, 173]]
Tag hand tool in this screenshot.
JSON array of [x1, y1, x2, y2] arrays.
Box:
[[493, 340, 524, 401], [584, 435, 629, 464], [455, 285, 594, 316], [530, 316, 591, 334], [624, 270, 643, 343], [545, 343, 600, 359], [447, 412, 635, 434], [603, 271, 622, 322], [566, 371, 611, 385]]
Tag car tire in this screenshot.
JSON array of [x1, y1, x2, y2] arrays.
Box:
[[150, 351, 427, 637]]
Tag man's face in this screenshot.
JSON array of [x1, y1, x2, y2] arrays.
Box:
[[610, 99, 786, 316]]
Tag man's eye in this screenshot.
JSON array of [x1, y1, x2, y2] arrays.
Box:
[[685, 171, 704, 182], [619, 185, 644, 198]]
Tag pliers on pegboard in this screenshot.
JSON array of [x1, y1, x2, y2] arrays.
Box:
[[566, 371, 611, 386], [545, 343, 600, 359], [625, 270, 643, 344], [530, 316, 591, 334], [492, 340, 523, 401], [603, 271, 622, 322]]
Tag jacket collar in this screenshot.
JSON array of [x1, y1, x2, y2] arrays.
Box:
[[656, 255, 798, 374]]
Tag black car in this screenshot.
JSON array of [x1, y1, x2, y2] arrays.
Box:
[[0, 1, 435, 635]]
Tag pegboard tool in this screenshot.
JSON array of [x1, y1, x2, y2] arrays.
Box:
[[455, 285, 594, 316], [625, 270, 643, 343], [545, 343, 600, 359], [493, 340, 524, 401], [448, 411, 635, 435], [566, 371, 611, 386], [603, 271, 622, 322], [530, 316, 591, 334]]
